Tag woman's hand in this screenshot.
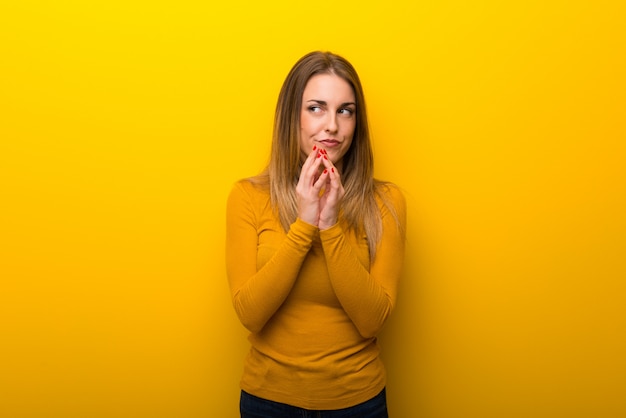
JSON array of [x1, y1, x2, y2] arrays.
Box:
[[318, 151, 344, 230], [296, 147, 327, 226], [295, 146, 344, 229]]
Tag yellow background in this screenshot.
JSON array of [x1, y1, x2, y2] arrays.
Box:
[[1, 1, 625, 417]]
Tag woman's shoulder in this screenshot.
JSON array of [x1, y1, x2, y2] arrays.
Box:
[[374, 180, 405, 205], [229, 175, 270, 201], [374, 180, 407, 232], [232, 173, 269, 189]]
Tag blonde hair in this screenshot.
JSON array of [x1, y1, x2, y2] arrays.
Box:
[[252, 51, 393, 259]]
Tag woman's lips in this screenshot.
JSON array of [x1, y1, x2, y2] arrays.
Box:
[[319, 139, 340, 148]]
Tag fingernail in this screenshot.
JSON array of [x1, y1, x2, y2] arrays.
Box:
[[331, 168, 334, 173], [323, 169, 328, 174], [323, 155, 328, 160], [313, 145, 317, 151], [317, 153, 322, 158]]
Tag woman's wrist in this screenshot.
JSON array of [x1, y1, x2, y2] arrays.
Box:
[[318, 218, 337, 231]]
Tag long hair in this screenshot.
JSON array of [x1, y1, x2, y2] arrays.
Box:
[[254, 51, 390, 259]]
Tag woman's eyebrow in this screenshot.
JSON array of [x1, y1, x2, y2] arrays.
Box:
[[305, 99, 356, 107]]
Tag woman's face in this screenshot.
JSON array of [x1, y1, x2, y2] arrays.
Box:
[[299, 73, 356, 171]]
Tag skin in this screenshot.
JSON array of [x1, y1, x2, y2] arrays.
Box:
[[296, 73, 356, 230]]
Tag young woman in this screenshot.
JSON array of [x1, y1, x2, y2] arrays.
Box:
[[226, 51, 406, 418]]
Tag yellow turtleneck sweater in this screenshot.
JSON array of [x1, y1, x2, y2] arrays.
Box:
[[226, 179, 406, 410]]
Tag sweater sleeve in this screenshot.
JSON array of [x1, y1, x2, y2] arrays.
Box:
[[225, 181, 318, 333], [320, 185, 407, 338]]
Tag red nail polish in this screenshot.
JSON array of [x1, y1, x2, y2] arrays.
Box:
[[323, 155, 328, 160], [323, 169, 328, 174], [313, 145, 317, 151], [317, 153, 322, 158], [331, 168, 334, 173]]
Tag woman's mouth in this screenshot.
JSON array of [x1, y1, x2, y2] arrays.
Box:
[[319, 139, 340, 148]]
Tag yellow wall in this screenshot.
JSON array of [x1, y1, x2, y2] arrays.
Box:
[[1, 1, 625, 417]]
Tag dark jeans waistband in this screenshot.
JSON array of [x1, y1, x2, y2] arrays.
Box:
[[240, 388, 388, 418]]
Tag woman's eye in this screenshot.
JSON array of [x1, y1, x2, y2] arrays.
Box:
[[308, 106, 322, 113], [339, 108, 354, 116]]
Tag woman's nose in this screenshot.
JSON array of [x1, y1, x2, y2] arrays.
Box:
[[325, 114, 338, 133]]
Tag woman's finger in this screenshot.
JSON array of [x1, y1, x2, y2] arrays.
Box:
[[318, 156, 342, 191], [299, 147, 324, 186], [313, 168, 330, 191], [299, 146, 318, 175]]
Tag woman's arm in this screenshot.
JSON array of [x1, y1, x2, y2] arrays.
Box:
[[320, 185, 407, 338], [225, 181, 317, 333]]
